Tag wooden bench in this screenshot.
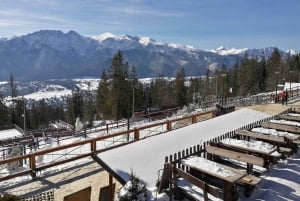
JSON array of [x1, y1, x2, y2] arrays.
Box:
[[236, 130, 294, 157], [181, 156, 250, 201], [279, 114, 300, 122], [214, 140, 279, 167], [261, 121, 300, 134], [176, 178, 222, 201], [160, 163, 222, 201], [206, 145, 265, 174]]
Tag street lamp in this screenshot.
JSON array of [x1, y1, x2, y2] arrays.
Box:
[[22, 96, 26, 136], [221, 74, 226, 107], [275, 72, 279, 103]]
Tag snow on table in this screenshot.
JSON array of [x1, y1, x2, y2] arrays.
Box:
[[181, 156, 246, 183], [251, 127, 299, 140], [287, 113, 300, 117], [270, 119, 300, 127], [221, 138, 276, 155], [98, 108, 271, 188]]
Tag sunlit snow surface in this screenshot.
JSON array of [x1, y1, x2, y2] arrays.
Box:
[[1, 108, 300, 201], [98, 108, 271, 187]]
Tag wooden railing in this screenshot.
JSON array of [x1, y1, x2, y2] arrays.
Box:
[[0, 110, 216, 182]]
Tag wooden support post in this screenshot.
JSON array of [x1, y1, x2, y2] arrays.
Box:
[[223, 182, 235, 201], [109, 174, 113, 201], [134, 128, 139, 140], [192, 115, 197, 124], [30, 154, 36, 177], [91, 140, 97, 153], [167, 120, 172, 131]]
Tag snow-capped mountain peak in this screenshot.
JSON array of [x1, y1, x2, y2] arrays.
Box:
[[216, 46, 227, 51], [287, 49, 298, 55], [210, 46, 248, 55], [91, 32, 117, 41], [139, 37, 152, 46]]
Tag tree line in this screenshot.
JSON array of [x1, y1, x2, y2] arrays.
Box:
[[0, 49, 300, 130]]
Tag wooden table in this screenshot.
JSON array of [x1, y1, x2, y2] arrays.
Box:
[[221, 138, 277, 155], [182, 156, 246, 201]]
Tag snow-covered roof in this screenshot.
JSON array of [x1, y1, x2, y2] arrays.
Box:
[[98, 108, 271, 187], [0, 129, 23, 140]]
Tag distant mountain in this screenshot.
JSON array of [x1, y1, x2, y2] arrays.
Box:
[[0, 30, 296, 81]]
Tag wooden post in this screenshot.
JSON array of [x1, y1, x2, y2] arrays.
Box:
[[167, 120, 172, 131], [91, 140, 97, 153], [223, 182, 234, 201], [109, 174, 113, 201], [30, 154, 36, 177], [192, 115, 197, 124], [134, 128, 139, 140]]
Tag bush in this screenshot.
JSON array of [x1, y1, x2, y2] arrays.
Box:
[[116, 171, 147, 201]]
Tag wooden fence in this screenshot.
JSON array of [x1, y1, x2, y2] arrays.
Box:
[[0, 109, 216, 182]]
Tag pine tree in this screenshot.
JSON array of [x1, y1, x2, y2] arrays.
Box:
[[109, 51, 129, 120], [117, 171, 147, 201], [266, 48, 282, 91], [174, 68, 187, 106], [96, 69, 111, 119], [0, 94, 9, 126]]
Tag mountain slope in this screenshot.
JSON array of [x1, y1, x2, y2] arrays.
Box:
[[0, 30, 293, 81]]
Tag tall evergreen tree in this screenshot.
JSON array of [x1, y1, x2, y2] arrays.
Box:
[[109, 50, 129, 120], [96, 69, 111, 119], [174, 68, 187, 106], [266, 48, 282, 91]]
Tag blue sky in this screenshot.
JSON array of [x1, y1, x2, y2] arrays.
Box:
[[0, 0, 299, 51]]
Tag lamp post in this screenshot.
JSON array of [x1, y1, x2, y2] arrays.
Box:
[[221, 74, 226, 107], [22, 96, 26, 136], [275, 72, 279, 103]]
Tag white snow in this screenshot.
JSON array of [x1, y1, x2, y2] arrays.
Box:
[[139, 37, 151, 46], [1, 106, 300, 201], [0, 129, 23, 140], [221, 138, 276, 154], [182, 156, 236, 178], [288, 113, 300, 117], [24, 89, 72, 101], [98, 108, 271, 188], [209, 46, 248, 55], [251, 127, 299, 139], [270, 119, 300, 127]]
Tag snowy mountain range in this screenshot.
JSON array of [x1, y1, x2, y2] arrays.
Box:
[[0, 30, 296, 81]]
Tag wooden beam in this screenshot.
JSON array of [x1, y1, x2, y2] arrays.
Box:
[[166, 164, 222, 199], [261, 122, 300, 134], [279, 114, 300, 122], [235, 130, 285, 143], [206, 146, 264, 167]]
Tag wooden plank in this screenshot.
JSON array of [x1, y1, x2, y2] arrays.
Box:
[[206, 145, 265, 167], [293, 140, 300, 145], [279, 147, 292, 154], [182, 157, 246, 183], [158, 166, 171, 193], [173, 165, 222, 198], [239, 175, 262, 186], [236, 130, 285, 143], [261, 121, 300, 134], [279, 114, 300, 122]]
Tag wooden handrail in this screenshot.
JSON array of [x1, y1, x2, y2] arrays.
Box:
[[0, 110, 215, 182]]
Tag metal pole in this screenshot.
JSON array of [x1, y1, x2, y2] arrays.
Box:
[[132, 84, 135, 118], [275, 72, 279, 103], [23, 97, 26, 136], [289, 70, 293, 93]]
